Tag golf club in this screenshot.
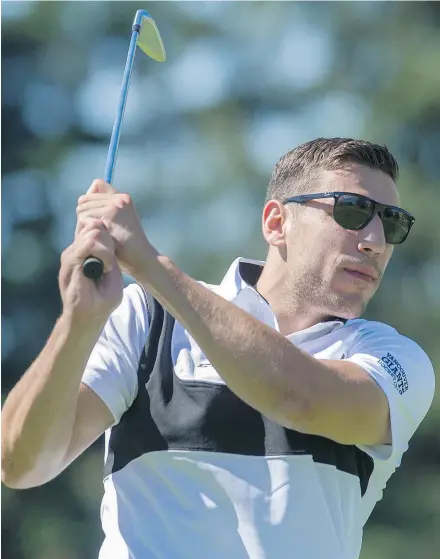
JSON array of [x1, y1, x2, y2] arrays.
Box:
[[82, 9, 166, 280]]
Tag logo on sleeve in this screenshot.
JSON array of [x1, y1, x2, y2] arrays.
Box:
[[379, 352, 408, 395]]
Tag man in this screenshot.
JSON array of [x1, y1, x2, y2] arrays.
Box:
[[2, 138, 435, 559]]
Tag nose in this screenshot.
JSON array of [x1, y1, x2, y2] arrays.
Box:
[[357, 213, 387, 256]]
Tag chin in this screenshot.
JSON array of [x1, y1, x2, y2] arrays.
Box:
[[328, 293, 369, 320], [337, 306, 366, 320]]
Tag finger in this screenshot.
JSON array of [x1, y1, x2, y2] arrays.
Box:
[[77, 192, 127, 206], [76, 207, 108, 226], [73, 229, 115, 273], [87, 179, 117, 195], [76, 195, 113, 221], [76, 220, 113, 247], [75, 220, 114, 256], [77, 199, 111, 210], [75, 217, 103, 239], [78, 193, 112, 205], [76, 200, 109, 219]]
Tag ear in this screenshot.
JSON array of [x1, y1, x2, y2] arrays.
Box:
[[262, 200, 288, 247], [87, 179, 117, 195]]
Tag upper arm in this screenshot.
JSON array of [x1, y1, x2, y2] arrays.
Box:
[[346, 327, 435, 459], [62, 383, 115, 469], [297, 359, 391, 446], [296, 325, 435, 449]]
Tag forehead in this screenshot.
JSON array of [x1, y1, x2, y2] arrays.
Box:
[[319, 163, 400, 206]]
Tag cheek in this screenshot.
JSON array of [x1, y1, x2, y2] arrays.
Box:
[[294, 219, 343, 254], [289, 229, 336, 275]]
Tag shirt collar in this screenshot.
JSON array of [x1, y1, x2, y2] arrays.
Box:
[[217, 257, 346, 340]]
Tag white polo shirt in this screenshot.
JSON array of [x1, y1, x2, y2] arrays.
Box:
[[82, 257, 435, 559]]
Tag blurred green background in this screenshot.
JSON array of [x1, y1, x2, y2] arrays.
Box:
[[2, 1, 439, 558]]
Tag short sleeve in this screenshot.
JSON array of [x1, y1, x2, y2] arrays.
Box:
[[346, 322, 435, 465], [81, 283, 149, 425]]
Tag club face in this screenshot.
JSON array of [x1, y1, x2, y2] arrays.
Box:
[[134, 10, 166, 62]]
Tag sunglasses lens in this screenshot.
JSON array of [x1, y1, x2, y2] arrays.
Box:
[[334, 195, 374, 230], [382, 208, 412, 244]]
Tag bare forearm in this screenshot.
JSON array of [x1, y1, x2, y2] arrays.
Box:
[[1, 314, 104, 487], [140, 256, 315, 427]]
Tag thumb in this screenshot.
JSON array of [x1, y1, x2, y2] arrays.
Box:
[[87, 179, 117, 195]]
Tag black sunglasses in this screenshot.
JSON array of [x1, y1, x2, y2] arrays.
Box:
[[282, 192, 415, 245]]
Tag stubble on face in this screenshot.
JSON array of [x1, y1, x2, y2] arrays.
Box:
[[283, 225, 369, 321], [282, 164, 397, 321]]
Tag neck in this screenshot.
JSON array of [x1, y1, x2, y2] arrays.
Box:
[[255, 261, 337, 336]]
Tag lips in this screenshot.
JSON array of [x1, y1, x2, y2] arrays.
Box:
[[343, 266, 378, 282]]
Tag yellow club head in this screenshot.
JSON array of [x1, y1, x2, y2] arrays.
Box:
[[134, 10, 166, 62]]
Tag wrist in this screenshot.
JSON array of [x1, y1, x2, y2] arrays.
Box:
[[135, 244, 170, 290], [58, 310, 107, 341], [139, 253, 178, 298]]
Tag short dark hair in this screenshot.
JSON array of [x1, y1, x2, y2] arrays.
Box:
[[266, 137, 399, 203]]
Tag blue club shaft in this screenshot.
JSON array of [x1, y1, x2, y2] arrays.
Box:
[[83, 10, 165, 282], [82, 26, 140, 281], [104, 27, 140, 184]]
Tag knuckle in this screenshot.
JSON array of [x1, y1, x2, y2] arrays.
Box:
[[60, 247, 70, 264], [87, 178, 105, 194], [118, 193, 132, 206], [92, 178, 104, 188]]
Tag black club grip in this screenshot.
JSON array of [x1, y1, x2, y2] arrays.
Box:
[[82, 257, 104, 280]]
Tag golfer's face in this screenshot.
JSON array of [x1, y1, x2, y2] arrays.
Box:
[[287, 163, 400, 318]]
